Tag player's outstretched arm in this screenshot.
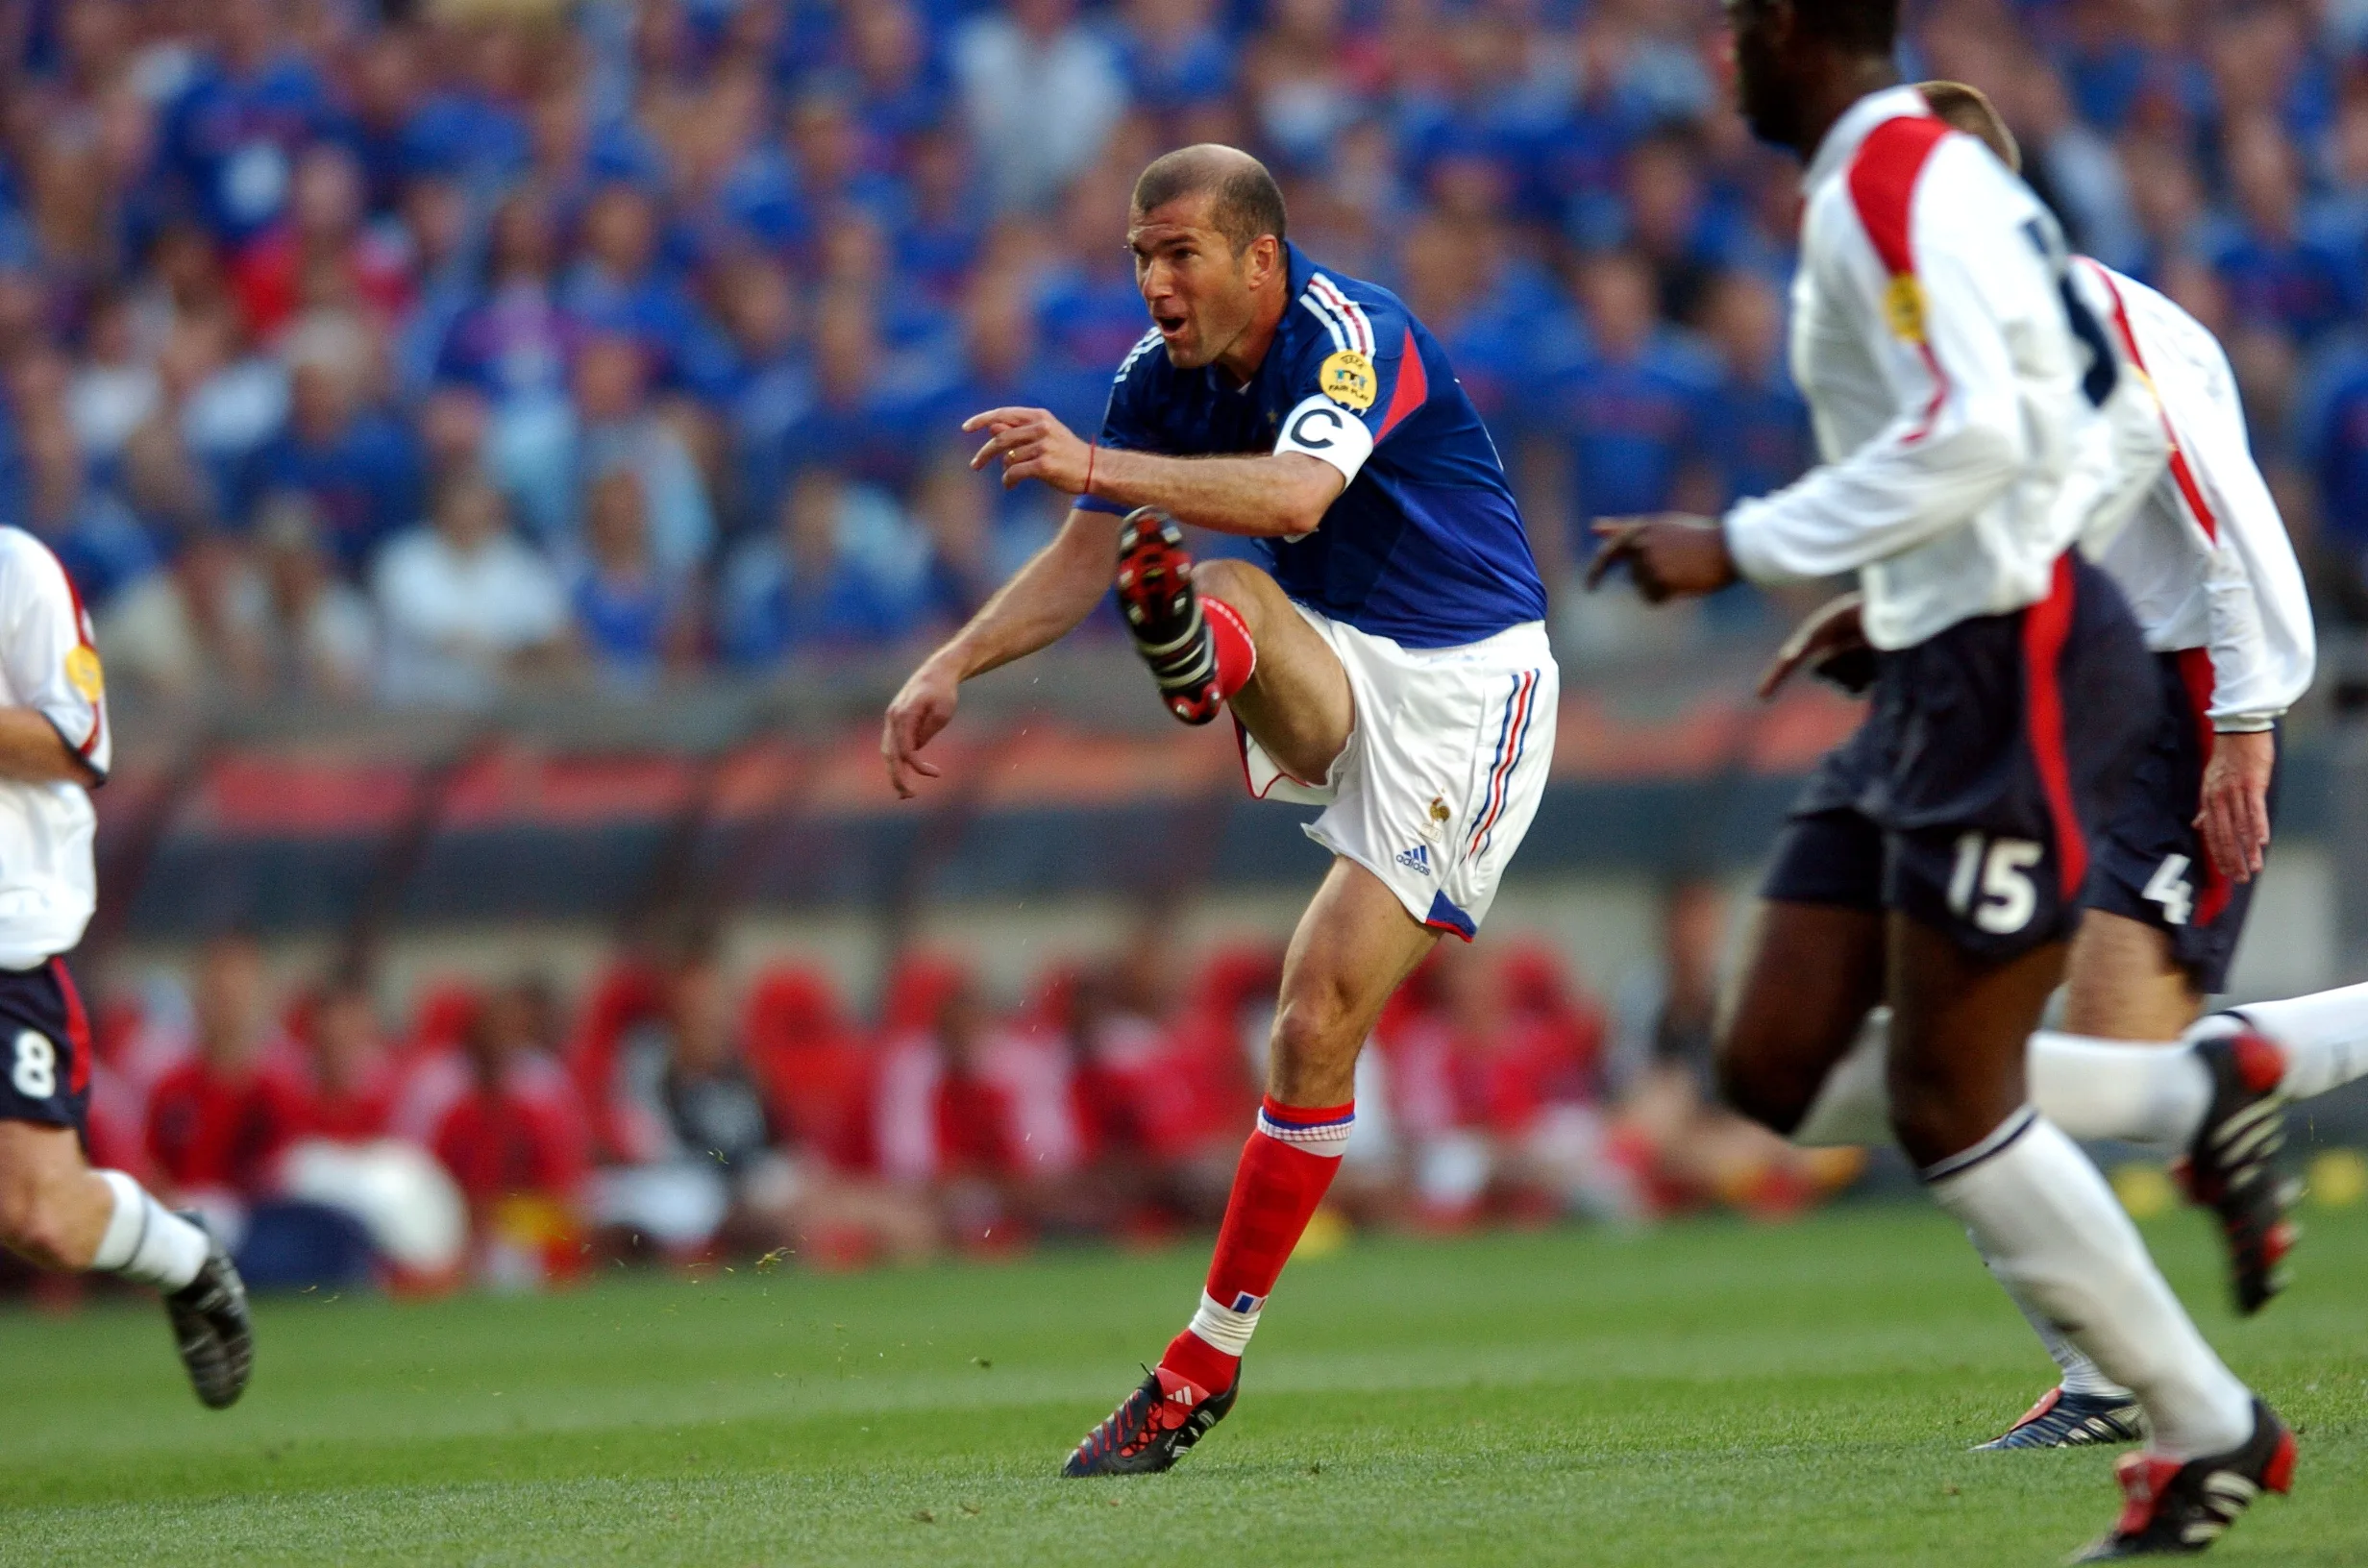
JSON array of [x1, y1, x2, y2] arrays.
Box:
[[964, 406, 1342, 538], [881, 505, 1123, 799], [0, 708, 99, 788]]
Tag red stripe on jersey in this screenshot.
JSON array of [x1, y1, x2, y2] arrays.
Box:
[[2084, 260, 2222, 544], [1846, 115, 1952, 445], [2021, 555, 2086, 897], [2175, 646, 2234, 927], [44, 541, 105, 758], [53, 957, 90, 1095], [1376, 328, 1428, 441]]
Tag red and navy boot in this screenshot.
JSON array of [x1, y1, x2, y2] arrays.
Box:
[[2074, 1399, 2295, 1559], [1061, 1364, 1239, 1477], [1114, 509, 1226, 724], [2181, 1024, 2300, 1315]]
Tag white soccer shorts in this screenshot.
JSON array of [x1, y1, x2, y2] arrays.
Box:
[[1237, 607, 1557, 939]]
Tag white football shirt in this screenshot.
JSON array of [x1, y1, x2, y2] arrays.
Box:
[[0, 527, 110, 968]]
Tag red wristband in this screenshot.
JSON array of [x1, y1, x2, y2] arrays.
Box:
[[1084, 440, 1097, 499]]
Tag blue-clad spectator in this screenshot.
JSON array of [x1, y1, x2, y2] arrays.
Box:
[[160, 0, 338, 242], [705, 256, 815, 536], [716, 467, 931, 666], [16, 393, 159, 612], [437, 193, 581, 409], [1035, 165, 1157, 381], [342, 32, 530, 217], [1527, 249, 1717, 576], [889, 130, 990, 308], [2209, 115, 2359, 342], [846, 0, 952, 153], [777, 292, 946, 498], [544, 334, 716, 583], [953, 0, 1128, 214], [557, 184, 725, 389], [1116, 0, 1238, 114], [1695, 270, 1811, 509], [237, 318, 423, 577], [571, 466, 692, 694]]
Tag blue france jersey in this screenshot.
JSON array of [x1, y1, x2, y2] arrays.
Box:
[[1077, 244, 1546, 649]]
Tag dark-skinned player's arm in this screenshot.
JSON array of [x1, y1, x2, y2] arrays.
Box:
[[962, 404, 1344, 538], [881, 503, 1124, 799], [1589, 235, 2029, 604]]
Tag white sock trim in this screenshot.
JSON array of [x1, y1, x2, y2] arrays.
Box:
[[90, 1170, 207, 1291], [1188, 1288, 1260, 1358], [1255, 1104, 1353, 1158], [1916, 1106, 2036, 1184]]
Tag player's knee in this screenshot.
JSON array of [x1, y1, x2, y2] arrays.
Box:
[[0, 1164, 79, 1267], [1193, 557, 1269, 617], [1268, 989, 1362, 1090]]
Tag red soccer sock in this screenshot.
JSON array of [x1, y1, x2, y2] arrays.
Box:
[[1160, 1097, 1352, 1394], [1203, 596, 1257, 701]]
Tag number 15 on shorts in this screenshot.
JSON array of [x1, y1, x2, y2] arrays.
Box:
[[1948, 833, 2042, 935]]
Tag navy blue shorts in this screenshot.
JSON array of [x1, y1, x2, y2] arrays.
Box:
[[2083, 650, 2276, 993], [0, 959, 92, 1133], [1763, 555, 2157, 961]]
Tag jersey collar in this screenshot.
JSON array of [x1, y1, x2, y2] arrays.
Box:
[[1801, 84, 1935, 192]]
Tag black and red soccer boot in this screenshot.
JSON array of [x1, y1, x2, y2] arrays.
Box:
[[2073, 1399, 2295, 1559], [165, 1218, 253, 1409], [1061, 1364, 1238, 1477], [1114, 509, 1227, 724], [2180, 1024, 2299, 1315], [1976, 1384, 2147, 1450]]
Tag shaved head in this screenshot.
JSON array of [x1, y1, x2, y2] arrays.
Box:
[[1130, 143, 1287, 256], [1917, 80, 2021, 174]]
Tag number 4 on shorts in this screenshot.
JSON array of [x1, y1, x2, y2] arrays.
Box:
[[1947, 833, 2043, 935], [2142, 853, 2194, 927]]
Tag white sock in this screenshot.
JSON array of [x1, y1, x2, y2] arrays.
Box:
[[1924, 1110, 2254, 1459], [1790, 1017, 2208, 1149], [1186, 1289, 1258, 1358], [2026, 1031, 2210, 1147], [1986, 1262, 2133, 1399], [90, 1170, 209, 1291], [2231, 980, 2368, 1100]]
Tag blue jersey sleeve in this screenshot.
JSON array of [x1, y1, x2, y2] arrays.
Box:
[[1077, 329, 1165, 516], [1270, 285, 1427, 485]]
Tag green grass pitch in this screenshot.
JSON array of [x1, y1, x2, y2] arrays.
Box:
[[6, 1201, 2363, 1566]]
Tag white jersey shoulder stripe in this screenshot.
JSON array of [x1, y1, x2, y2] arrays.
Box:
[[1296, 291, 1347, 352], [1304, 273, 1373, 355], [1112, 327, 1162, 383]]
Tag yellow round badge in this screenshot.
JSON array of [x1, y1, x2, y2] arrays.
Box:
[[1882, 275, 1926, 344], [64, 645, 102, 702], [1318, 349, 1377, 412]]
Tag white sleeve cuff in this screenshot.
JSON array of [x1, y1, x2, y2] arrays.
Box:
[[1720, 500, 1795, 585], [1273, 394, 1374, 486]]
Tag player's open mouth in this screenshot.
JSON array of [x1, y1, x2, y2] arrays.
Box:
[[1153, 312, 1188, 338]]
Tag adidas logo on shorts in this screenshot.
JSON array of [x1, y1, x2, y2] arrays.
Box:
[[1394, 844, 1433, 876]]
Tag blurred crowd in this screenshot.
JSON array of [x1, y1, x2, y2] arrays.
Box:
[[12, 882, 1860, 1294], [3, 0, 2365, 711]]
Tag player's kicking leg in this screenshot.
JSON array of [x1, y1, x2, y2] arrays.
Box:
[[0, 1120, 253, 1408], [1073, 509, 1554, 1475]]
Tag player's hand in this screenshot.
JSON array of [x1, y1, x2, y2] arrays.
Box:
[[963, 406, 1092, 494], [1586, 515, 1739, 602], [1758, 592, 1867, 701], [2194, 728, 2275, 884], [882, 655, 961, 799]]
